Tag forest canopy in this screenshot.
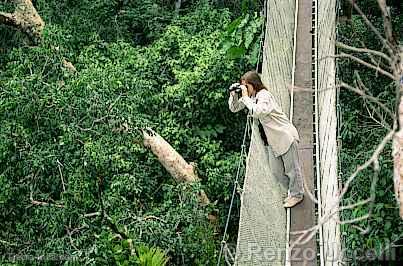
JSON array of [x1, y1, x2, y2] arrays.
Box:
[[0, 0, 402, 265]]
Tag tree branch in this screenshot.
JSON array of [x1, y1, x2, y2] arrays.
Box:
[[0, 0, 45, 42], [376, 0, 398, 53], [339, 82, 395, 119], [289, 129, 395, 247], [336, 41, 391, 62], [142, 127, 210, 205], [346, 0, 393, 54], [336, 53, 395, 80], [0, 11, 14, 26]]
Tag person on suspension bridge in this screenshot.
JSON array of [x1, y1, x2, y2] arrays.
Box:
[[228, 70, 305, 208]]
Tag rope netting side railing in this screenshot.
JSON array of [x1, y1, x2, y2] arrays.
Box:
[[217, 3, 267, 264], [333, 0, 344, 264], [218, 0, 341, 264], [317, 0, 341, 264], [314, 0, 325, 264], [335, 0, 342, 201], [261, 0, 296, 114], [217, 115, 251, 266], [233, 0, 295, 265], [234, 117, 289, 266]]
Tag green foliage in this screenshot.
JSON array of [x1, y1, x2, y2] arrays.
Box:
[[0, 0, 259, 265], [219, 11, 264, 66], [337, 4, 403, 264], [5, 0, 401, 265], [110, 240, 169, 266], [0, 1, 15, 13], [135, 245, 169, 266]]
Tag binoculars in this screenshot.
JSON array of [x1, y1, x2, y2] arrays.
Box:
[[228, 83, 242, 93]]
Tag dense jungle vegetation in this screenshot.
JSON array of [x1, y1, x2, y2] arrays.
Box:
[[337, 1, 402, 264], [0, 0, 401, 265]]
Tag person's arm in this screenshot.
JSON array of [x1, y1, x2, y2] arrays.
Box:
[[239, 92, 274, 118], [228, 91, 246, 113]]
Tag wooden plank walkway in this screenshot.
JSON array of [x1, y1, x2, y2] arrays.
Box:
[[290, 0, 317, 265]]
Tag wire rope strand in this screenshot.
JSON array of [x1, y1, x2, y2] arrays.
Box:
[[286, 1, 299, 264], [313, 0, 325, 264], [217, 116, 251, 265]]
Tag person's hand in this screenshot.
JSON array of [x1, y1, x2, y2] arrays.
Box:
[[240, 84, 248, 97]]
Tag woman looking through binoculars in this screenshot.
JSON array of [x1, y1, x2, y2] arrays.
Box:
[[228, 70, 305, 208]]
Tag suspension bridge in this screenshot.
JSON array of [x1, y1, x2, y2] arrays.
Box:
[[218, 0, 341, 265]]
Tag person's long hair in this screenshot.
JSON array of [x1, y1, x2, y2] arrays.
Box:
[[240, 70, 267, 92]]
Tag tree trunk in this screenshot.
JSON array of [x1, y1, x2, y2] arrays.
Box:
[[142, 127, 210, 205], [392, 53, 403, 219], [340, 0, 353, 21], [0, 0, 44, 43]]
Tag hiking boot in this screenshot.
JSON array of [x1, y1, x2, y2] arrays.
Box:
[[283, 195, 304, 208]]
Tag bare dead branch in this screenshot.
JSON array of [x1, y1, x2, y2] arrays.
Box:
[[336, 53, 395, 80], [290, 129, 395, 247], [0, 0, 45, 42], [350, 224, 370, 234], [340, 129, 394, 201], [143, 215, 167, 223], [30, 199, 64, 208], [376, 0, 398, 52], [142, 127, 210, 205], [339, 82, 395, 120], [336, 41, 391, 62], [303, 178, 318, 204], [0, 239, 18, 247], [339, 198, 372, 211], [29, 191, 64, 208], [290, 226, 318, 247], [355, 73, 394, 129], [83, 212, 101, 218], [56, 159, 66, 192], [65, 219, 80, 251], [289, 225, 319, 249], [289, 224, 318, 236], [347, 0, 393, 54], [292, 197, 371, 244], [339, 214, 371, 225], [358, 40, 391, 76]]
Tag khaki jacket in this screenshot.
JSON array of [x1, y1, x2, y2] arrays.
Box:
[[228, 89, 300, 157]]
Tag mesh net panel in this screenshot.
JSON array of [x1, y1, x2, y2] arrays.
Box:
[[261, 0, 296, 115], [317, 0, 342, 264], [234, 1, 295, 265], [234, 118, 288, 265], [234, 0, 341, 264]]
